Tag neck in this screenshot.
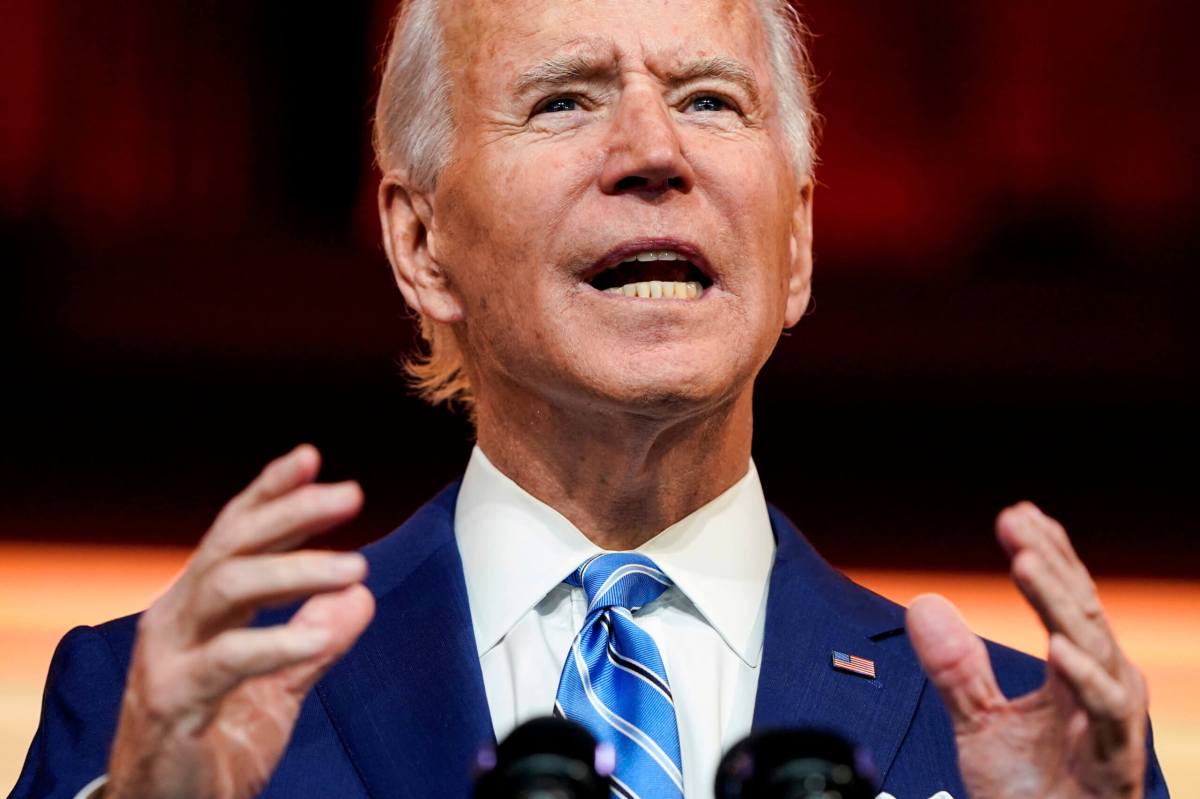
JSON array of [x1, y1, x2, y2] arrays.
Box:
[[473, 387, 755, 550]]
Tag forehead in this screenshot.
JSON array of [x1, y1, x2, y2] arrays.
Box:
[[441, 0, 768, 91]]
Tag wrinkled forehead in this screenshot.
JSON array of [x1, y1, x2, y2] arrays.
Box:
[[440, 0, 770, 99]]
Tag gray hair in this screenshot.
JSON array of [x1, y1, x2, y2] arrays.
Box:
[[374, 0, 819, 410]]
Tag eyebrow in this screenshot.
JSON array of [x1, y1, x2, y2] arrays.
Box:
[[513, 50, 618, 96], [513, 52, 761, 106], [667, 56, 762, 106]]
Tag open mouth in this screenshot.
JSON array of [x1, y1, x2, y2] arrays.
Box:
[[586, 249, 714, 300]]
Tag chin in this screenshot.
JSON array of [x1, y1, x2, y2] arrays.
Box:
[[578, 359, 748, 420]]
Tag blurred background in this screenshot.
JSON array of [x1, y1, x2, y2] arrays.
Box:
[[2, 0, 1196, 794]]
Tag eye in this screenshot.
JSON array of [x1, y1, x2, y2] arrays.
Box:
[[538, 97, 579, 114], [687, 95, 732, 113]]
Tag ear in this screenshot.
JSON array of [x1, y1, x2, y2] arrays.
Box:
[[783, 179, 814, 329], [378, 170, 465, 323]]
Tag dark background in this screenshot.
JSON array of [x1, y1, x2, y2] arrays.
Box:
[[2, 1, 1196, 574]]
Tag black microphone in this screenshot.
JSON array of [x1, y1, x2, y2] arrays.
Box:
[[714, 729, 879, 799], [473, 717, 614, 799]]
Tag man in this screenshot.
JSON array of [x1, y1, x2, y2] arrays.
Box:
[[13, 0, 1169, 797]]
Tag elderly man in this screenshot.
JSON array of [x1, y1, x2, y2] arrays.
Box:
[[13, 0, 1169, 797]]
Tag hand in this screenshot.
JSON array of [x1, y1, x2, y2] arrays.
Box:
[[907, 502, 1148, 799], [104, 445, 376, 799]]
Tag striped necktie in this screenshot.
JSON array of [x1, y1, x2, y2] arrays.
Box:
[[554, 553, 684, 799]]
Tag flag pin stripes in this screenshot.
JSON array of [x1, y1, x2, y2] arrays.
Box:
[[831, 650, 876, 679]]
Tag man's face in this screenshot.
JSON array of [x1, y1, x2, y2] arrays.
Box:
[[418, 0, 812, 418]]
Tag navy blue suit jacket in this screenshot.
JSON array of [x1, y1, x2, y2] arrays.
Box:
[[13, 482, 1170, 798]]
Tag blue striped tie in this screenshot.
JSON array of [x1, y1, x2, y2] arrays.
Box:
[[554, 553, 684, 799]]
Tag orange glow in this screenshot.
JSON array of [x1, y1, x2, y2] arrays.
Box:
[[1, 544, 1195, 794]]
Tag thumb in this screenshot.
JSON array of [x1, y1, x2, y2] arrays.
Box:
[[907, 593, 1006, 730], [281, 582, 375, 696]]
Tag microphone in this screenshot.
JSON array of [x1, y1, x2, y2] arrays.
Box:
[[473, 716, 614, 799], [714, 729, 879, 799]]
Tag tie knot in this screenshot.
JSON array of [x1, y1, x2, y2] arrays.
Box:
[[566, 553, 673, 614]]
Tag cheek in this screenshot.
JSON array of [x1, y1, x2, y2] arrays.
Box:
[[489, 143, 598, 244], [697, 149, 795, 285]]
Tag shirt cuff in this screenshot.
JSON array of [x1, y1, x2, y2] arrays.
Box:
[[73, 774, 108, 799]]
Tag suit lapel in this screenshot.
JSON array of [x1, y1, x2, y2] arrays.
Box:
[[752, 506, 928, 785], [316, 482, 494, 799]]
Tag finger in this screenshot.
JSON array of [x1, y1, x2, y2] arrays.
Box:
[[1048, 633, 1140, 758], [188, 622, 333, 706], [996, 502, 1073, 563], [211, 481, 363, 558], [998, 503, 1118, 672], [231, 444, 322, 510], [906, 593, 1006, 731], [189, 550, 369, 640], [996, 502, 1101, 615], [1009, 548, 1117, 670], [277, 583, 376, 697]]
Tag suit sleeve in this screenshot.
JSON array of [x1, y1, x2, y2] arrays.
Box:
[[9, 625, 128, 799], [1144, 716, 1171, 798]]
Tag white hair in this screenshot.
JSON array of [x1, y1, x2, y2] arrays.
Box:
[[374, 0, 819, 409]]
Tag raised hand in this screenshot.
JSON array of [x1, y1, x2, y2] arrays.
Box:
[[907, 502, 1149, 799], [104, 445, 376, 799]]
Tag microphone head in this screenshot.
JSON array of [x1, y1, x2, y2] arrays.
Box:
[[714, 729, 879, 799], [474, 716, 613, 799]]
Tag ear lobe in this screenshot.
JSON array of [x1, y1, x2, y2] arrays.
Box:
[[783, 180, 814, 329], [378, 171, 464, 323]]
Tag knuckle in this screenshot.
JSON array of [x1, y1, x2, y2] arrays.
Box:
[[206, 563, 245, 605], [203, 638, 241, 678], [1128, 665, 1149, 706], [1109, 684, 1132, 718], [1091, 637, 1117, 671], [128, 658, 184, 722], [1080, 588, 1105, 620]]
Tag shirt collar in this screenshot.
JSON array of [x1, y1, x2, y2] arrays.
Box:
[[454, 446, 775, 667]]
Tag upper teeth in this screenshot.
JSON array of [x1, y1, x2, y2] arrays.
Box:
[[628, 250, 683, 262]]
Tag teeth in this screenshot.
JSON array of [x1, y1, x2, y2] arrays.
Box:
[[628, 250, 682, 263], [603, 280, 704, 300]]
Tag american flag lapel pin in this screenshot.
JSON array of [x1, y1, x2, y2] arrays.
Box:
[[831, 650, 876, 679]]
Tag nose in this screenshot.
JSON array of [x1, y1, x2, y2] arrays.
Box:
[[598, 88, 695, 197]]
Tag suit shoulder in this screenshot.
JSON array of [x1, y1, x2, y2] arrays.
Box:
[[89, 612, 141, 668], [49, 618, 137, 685], [10, 622, 135, 798]]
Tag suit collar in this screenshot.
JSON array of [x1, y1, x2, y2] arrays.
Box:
[[315, 481, 493, 799], [752, 505, 928, 786]]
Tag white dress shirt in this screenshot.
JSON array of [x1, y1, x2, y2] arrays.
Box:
[[455, 446, 775, 796]]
